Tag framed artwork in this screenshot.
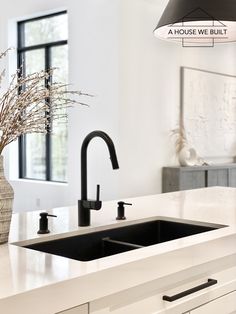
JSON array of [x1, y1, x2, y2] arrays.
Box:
[[181, 67, 236, 162]]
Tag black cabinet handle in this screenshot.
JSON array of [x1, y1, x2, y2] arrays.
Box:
[[163, 279, 217, 302]]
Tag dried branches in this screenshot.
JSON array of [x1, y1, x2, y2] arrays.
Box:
[[170, 127, 188, 154], [0, 49, 91, 154]]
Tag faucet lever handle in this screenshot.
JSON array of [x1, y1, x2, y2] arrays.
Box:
[[96, 184, 100, 201], [84, 184, 102, 211]]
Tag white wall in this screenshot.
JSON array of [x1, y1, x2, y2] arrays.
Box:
[[117, 0, 236, 199], [1, 0, 236, 212], [2, 0, 120, 212]]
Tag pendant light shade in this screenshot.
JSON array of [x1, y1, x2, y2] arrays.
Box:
[[154, 0, 236, 43]]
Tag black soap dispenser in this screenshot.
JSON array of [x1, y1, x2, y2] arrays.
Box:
[[37, 212, 57, 234], [116, 202, 132, 220]]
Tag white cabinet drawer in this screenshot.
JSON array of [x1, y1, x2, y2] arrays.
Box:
[[189, 291, 236, 314], [90, 265, 236, 314]]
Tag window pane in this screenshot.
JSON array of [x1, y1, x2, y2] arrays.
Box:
[[24, 13, 67, 47], [51, 45, 68, 182], [24, 49, 46, 180], [26, 134, 46, 180], [51, 45, 68, 83], [24, 49, 45, 74]]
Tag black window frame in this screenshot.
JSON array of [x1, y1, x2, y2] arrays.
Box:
[[17, 10, 68, 183]]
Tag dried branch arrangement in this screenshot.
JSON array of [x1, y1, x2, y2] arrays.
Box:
[[170, 127, 188, 155], [0, 49, 92, 154]]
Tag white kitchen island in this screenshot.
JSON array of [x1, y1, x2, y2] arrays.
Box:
[[1, 187, 236, 314]]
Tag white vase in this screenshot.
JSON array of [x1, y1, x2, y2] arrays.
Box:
[[0, 156, 14, 244], [178, 147, 199, 167]]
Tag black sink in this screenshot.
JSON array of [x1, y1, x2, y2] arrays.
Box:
[[24, 220, 221, 262]]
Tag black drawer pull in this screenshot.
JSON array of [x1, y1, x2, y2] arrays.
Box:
[[163, 279, 217, 302]]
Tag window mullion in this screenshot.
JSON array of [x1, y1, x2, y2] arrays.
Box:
[[18, 134, 26, 178], [17, 22, 25, 49], [19, 10, 67, 25], [18, 49, 27, 179], [18, 40, 68, 53], [45, 46, 52, 181]]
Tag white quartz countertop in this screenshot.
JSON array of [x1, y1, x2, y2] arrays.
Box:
[[1, 187, 236, 313]]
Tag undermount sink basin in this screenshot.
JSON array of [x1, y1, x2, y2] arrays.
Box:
[[23, 219, 224, 262]]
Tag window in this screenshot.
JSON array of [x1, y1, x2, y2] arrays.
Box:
[[17, 11, 68, 182]]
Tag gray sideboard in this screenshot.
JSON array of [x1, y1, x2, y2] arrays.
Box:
[[162, 165, 236, 193]]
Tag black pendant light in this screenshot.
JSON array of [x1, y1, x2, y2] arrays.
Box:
[[154, 0, 236, 43]]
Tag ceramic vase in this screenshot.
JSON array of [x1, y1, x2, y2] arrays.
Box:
[[0, 156, 14, 244], [178, 147, 198, 166]]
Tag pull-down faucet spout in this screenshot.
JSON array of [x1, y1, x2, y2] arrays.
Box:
[[78, 130, 119, 226]]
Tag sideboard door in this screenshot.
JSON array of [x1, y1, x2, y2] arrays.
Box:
[[180, 170, 206, 191], [207, 169, 229, 187], [229, 168, 236, 187]]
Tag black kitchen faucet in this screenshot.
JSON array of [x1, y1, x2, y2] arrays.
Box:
[[78, 131, 119, 226]]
